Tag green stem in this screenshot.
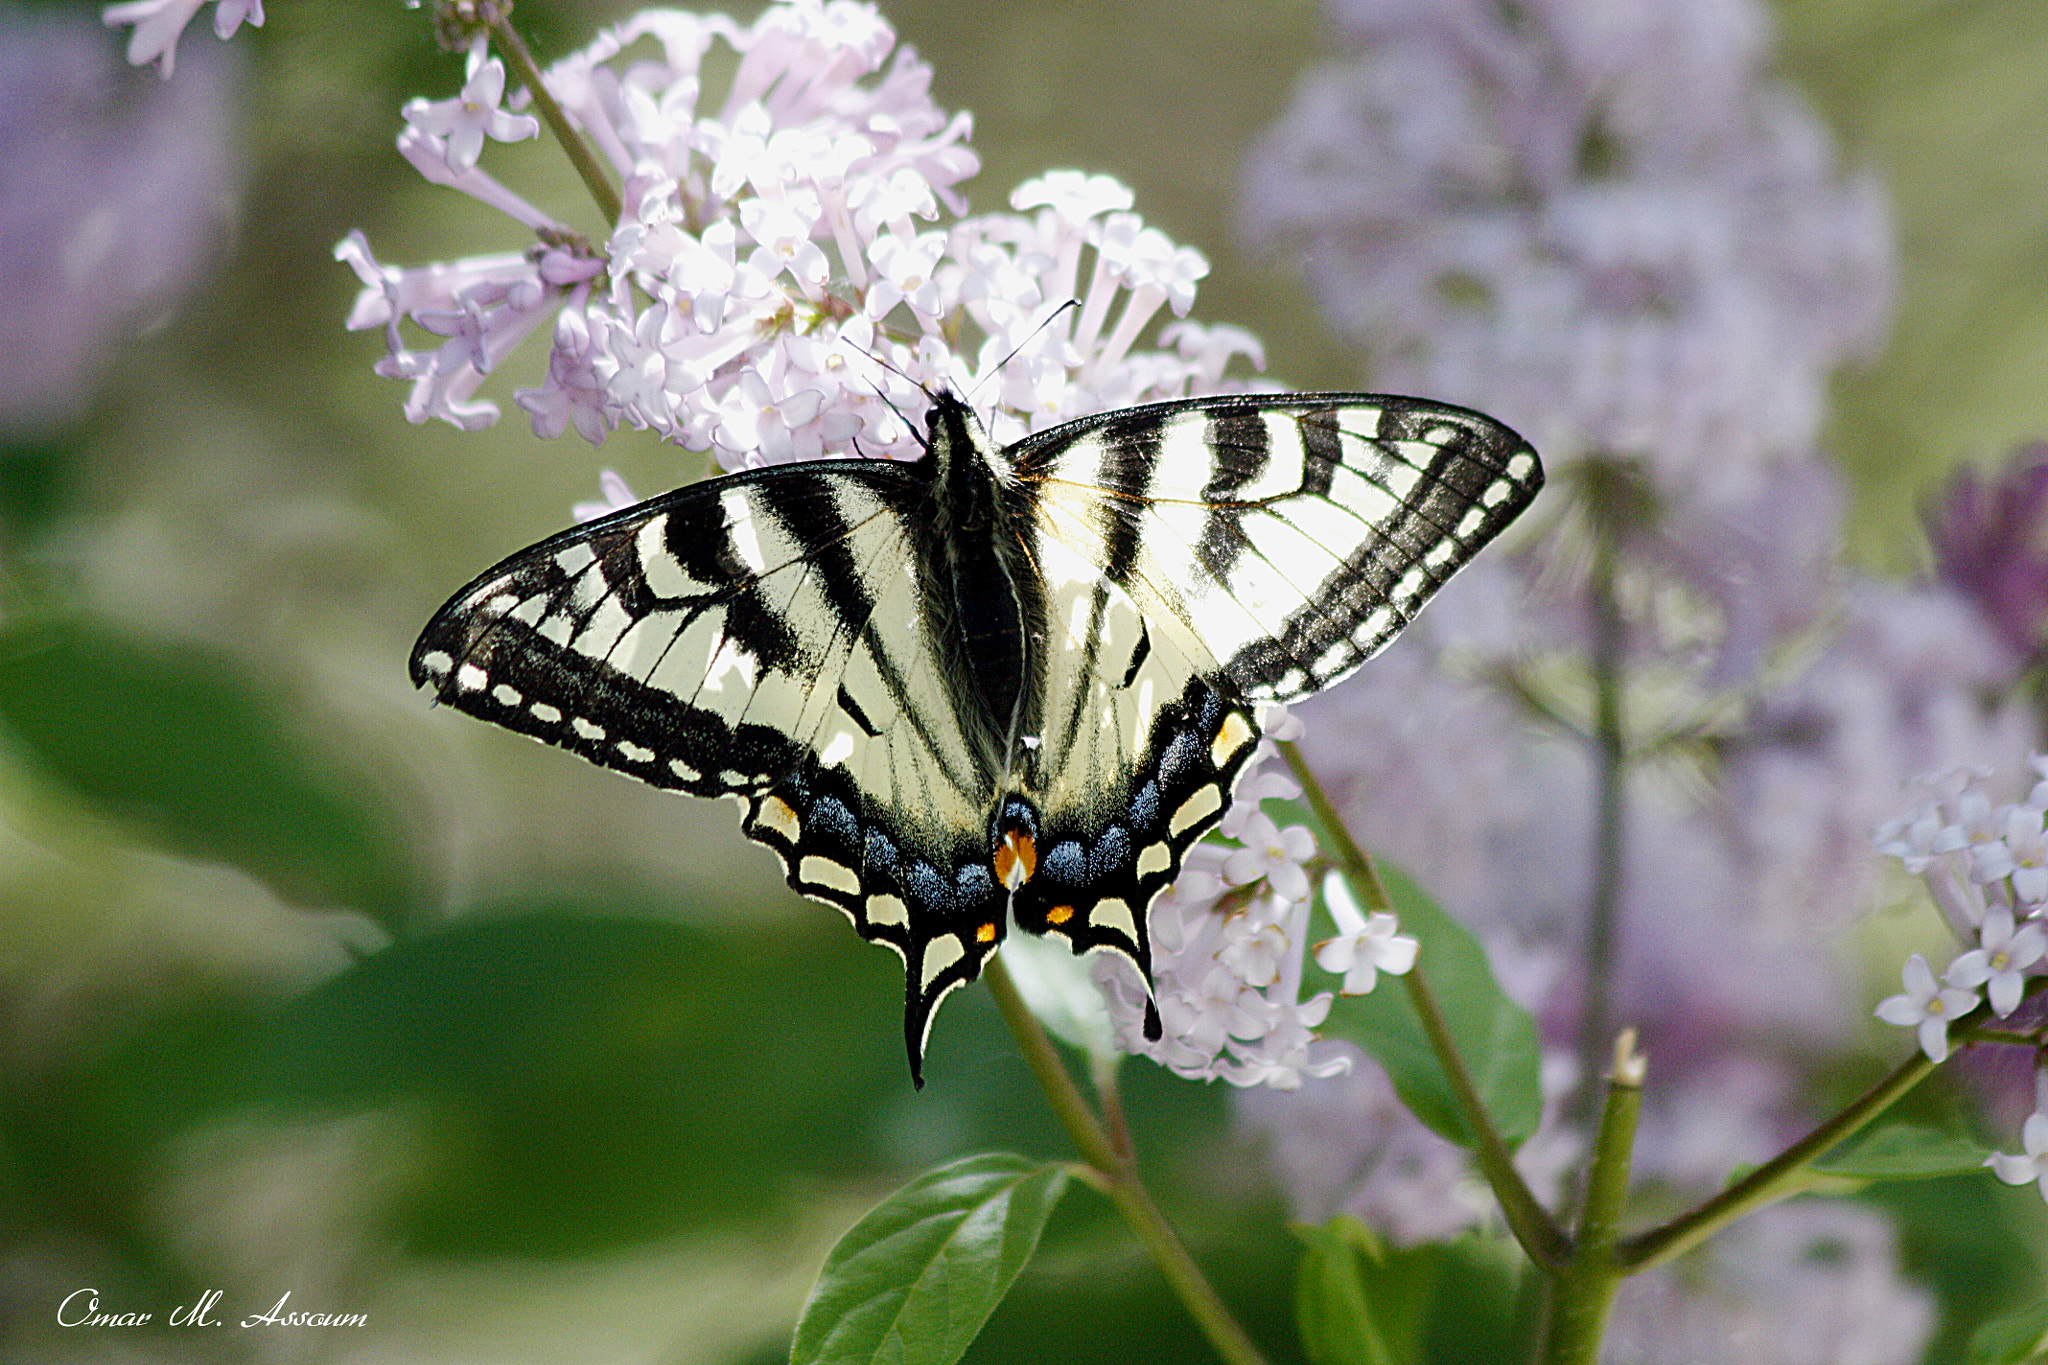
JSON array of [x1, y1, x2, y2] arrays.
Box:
[[482, 3, 623, 226], [1537, 1033, 1643, 1365], [1281, 740, 1570, 1271], [1620, 1045, 1936, 1270], [983, 954, 1118, 1172], [982, 957, 1271, 1365], [1404, 967, 1571, 1271], [1279, 739, 1390, 912]]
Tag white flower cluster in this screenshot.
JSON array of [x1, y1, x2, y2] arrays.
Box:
[[1093, 713, 1419, 1090], [336, 0, 1262, 481], [1874, 761, 2048, 1202]]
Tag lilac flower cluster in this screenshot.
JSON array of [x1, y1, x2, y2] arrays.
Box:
[[335, 1, 1260, 486], [1093, 713, 1421, 1089], [1873, 761, 2048, 1198]]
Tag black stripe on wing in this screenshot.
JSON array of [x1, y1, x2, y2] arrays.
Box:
[[410, 462, 921, 797]]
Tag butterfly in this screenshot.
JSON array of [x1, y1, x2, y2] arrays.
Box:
[[412, 389, 1542, 1084]]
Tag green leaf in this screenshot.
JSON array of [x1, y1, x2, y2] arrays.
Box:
[[1316, 863, 1543, 1149], [1968, 1298, 2048, 1365], [1293, 1217, 1427, 1365], [1814, 1124, 1994, 1181], [791, 1153, 1070, 1365], [237, 908, 904, 1254], [1292, 1219, 1523, 1365], [0, 619, 418, 921]]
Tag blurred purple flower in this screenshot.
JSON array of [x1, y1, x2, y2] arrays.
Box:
[[1242, 0, 1891, 506], [0, 10, 238, 432], [1924, 444, 2048, 662]]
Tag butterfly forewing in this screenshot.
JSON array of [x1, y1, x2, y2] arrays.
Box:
[[1012, 394, 1542, 703]]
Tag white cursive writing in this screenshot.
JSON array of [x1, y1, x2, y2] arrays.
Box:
[[240, 1292, 369, 1328]]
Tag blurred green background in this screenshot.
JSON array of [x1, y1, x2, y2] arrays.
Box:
[[1, 0, 2046, 1361]]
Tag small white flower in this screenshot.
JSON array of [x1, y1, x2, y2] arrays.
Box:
[[402, 55, 541, 176], [1222, 810, 1316, 903], [1012, 170, 1133, 224], [1985, 1111, 2048, 1203], [1872, 801, 1945, 874], [1217, 767, 1300, 839], [1969, 805, 2048, 905], [1933, 787, 2000, 859], [1943, 905, 2047, 1017], [1219, 915, 1290, 989], [1315, 872, 1418, 995], [1874, 953, 1979, 1063]]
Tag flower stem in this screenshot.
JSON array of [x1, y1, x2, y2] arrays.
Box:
[[1620, 1045, 1936, 1269], [480, 2, 623, 226], [982, 955, 1271, 1365], [1280, 739, 1570, 1270], [1575, 506, 1628, 1132], [1278, 738, 1390, 912]]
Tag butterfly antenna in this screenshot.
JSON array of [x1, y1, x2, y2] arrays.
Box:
[[967, 299, 1081, 408], [836, 332, 939, 454]]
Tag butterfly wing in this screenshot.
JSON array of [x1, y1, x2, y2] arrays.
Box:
[[410, 461, 1013, 1083], [990, 392, 1540, 973], [1011, 393, 1544, 703]]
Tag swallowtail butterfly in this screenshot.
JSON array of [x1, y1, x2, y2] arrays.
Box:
[[412, 391, 1542, 1083]]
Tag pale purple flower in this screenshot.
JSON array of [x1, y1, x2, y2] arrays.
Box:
[[102, 0, 261, 77], [1877, 757, 2048, 944], [1605, 1200, 1934, 1365], [1966, 804, 2048, 905], [571, 470, 641, 524], [1, 9, 237, 430], [1985, 1111, 2048, 1203], [1944, 906, 2047, 1018], [1871, 801, 1945, 875], [1221, 810, 1316, 903], [1925, 443, 2048, 662], [402, 53, 541, 176], [1314, 873, 1418, 995], [1874, 954, 1979, 1063]]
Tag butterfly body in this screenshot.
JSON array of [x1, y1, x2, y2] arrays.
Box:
[[413, 390, 1541, 1083]]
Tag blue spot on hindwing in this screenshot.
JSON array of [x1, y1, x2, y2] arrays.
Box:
[[1043, 840, 1086, 884], [1088, 826, 1131, 881]]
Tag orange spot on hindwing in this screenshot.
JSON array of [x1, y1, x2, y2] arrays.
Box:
[[1046, 905, 1074, 926], [993, 827, 1038, 891], [976, 922, 997, 943]]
